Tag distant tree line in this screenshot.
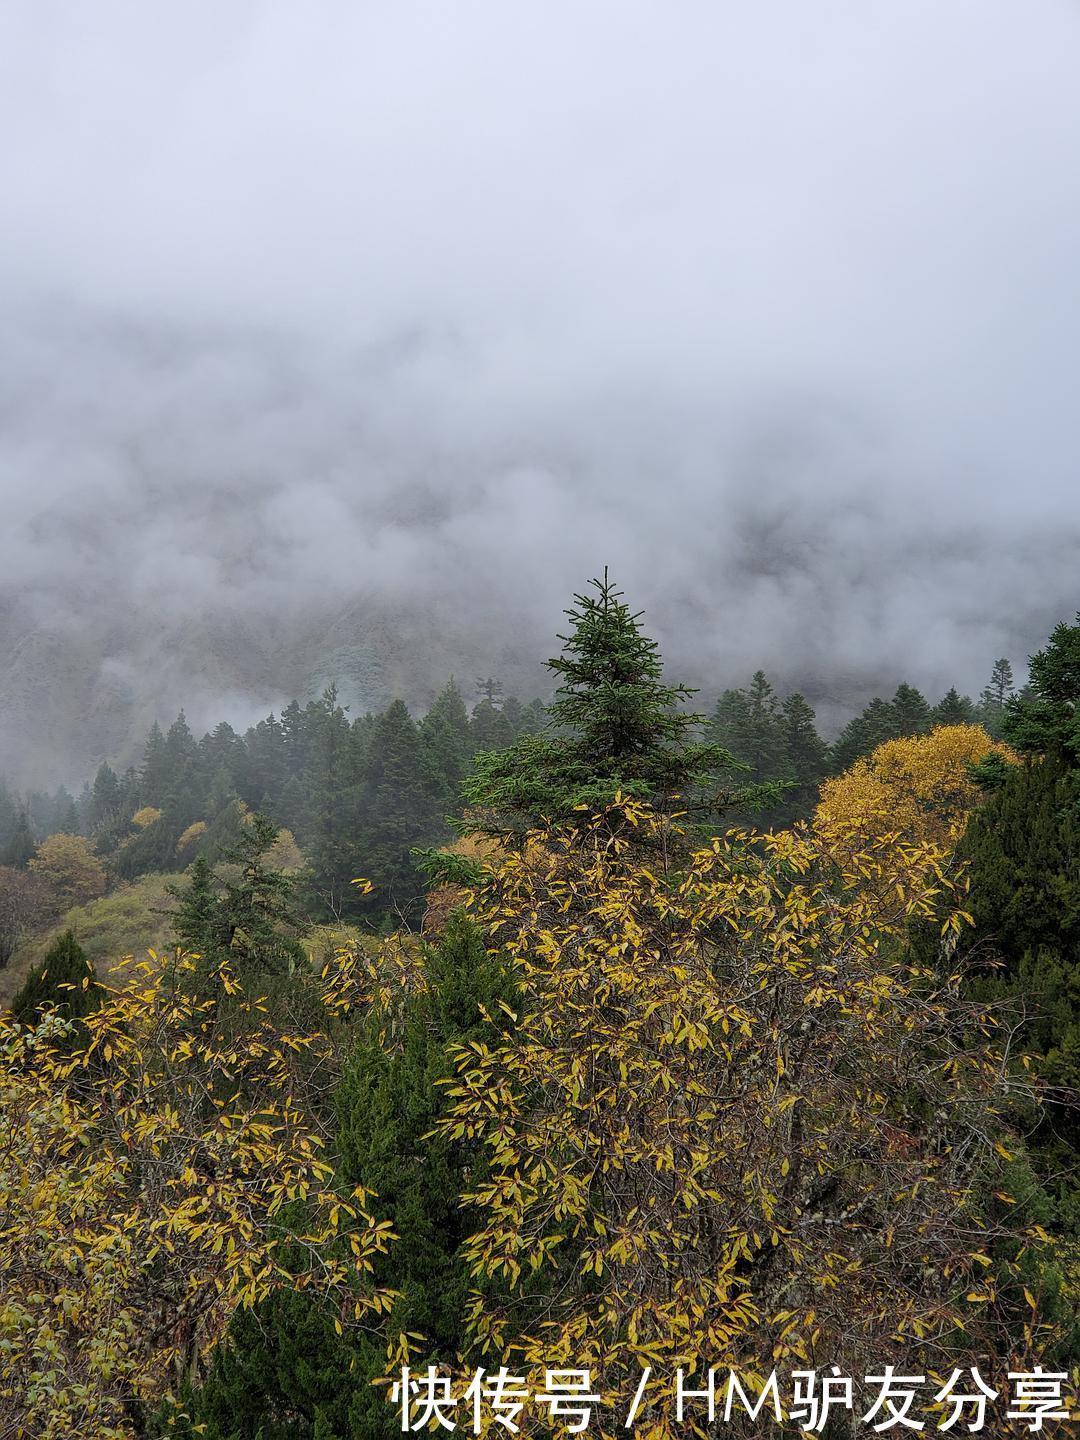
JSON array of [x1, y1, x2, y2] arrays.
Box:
[[0, 654, 1019, 931]]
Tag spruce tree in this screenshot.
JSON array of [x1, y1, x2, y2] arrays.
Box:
[[164, 711, 198, 801], [469, 695, 514, 752], [706, 674, 806, 826], [281, 699, 309, 780], [1003, 617, 1080, 759], [170, 855, 229, 959], [244, 713, 288, 809], [956, 618, 1080, 1245], [983, 657, 1016, 706]]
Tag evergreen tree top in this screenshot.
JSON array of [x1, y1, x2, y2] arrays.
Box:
[[1004, 615, 1080, 759], [546, 571, 699, 755], [462, 571, 739, 831]]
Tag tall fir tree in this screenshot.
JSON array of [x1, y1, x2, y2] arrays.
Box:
[[1002, 618, 1080, 760], [140, 720, 171, 808], [707, 672, 786, 786], [977, 657, 1016, 738]]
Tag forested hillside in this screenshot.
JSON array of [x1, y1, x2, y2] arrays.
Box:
[[2, 576, 1079, 1436]]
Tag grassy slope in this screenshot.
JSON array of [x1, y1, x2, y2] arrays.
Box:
[[0, 873, 178, 1009]]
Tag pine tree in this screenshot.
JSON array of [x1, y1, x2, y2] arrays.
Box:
[[280, 699, 309, 780], [464, 572, 737, 831], [469, 696, 514, 752], [170, 855, 229, 959], [165, 711, 197, 795], [243, 713, 288, 809], [475, 676, 504, 705], [334, 912, 515, 1434], [54, 789, 81, 837], [705, 674, 802, 826], [983, 657, 1016, 708], [707, 673, 786, 784], [956, 619, 1080, 1231], [500, 694, 525, 740], [166, 1288, 357, 1440]]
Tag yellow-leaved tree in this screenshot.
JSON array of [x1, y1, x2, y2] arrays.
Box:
[[28, 832, 109, 910], [0, 944, 396, 1439], [440, 797, 1050, 1437], [815, 723, 1016, 849]]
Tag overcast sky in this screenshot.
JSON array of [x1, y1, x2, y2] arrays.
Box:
[[1, 2, 1079, 779]]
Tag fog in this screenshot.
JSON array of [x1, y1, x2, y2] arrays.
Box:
[[2, 1, 1079, 785]]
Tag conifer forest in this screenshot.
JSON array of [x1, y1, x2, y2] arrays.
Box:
[[4, 5, 1080, 1437]]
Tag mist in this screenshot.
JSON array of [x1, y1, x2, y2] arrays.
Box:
[[2, 1, 1080, 786]]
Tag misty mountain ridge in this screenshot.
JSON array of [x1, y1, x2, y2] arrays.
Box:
[[1, 311, 1076, 790]]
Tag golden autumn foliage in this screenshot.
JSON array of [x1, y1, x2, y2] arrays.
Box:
[[815, 723, 1016, 849], [175, 819, 207, 857], [28, 832, 108, 910], [131, 806, 163, 829], [0, 947, 397, 1438], [439, 798, 1047, 1437]]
